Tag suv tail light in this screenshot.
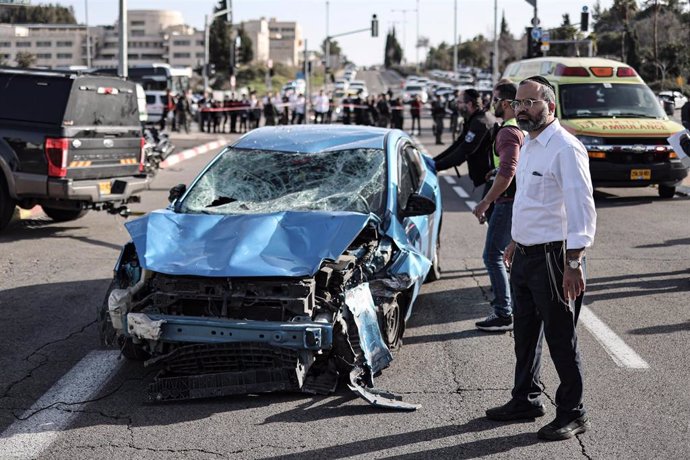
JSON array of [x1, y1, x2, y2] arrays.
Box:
[[45, 137, 69, 177], [139, 137, 146, 173]]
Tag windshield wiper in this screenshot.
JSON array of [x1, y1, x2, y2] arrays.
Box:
[[609, 113, 660, 119]]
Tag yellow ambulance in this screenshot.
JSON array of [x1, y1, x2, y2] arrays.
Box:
[[502, 57, 687, 198]]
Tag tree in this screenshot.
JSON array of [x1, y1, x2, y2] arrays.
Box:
[[457, 35, 489, 69], [550, 14, 580, 56], [384, 28, 403, 68], [209, 1, 231, 73], [0, 3, 77, 24], [321, 38, 342, 56], [425, 42, 452, 70], [236, 25, 253, 64], [15, 51, 36, 68]]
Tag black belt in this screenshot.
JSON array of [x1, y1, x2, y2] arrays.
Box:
[[515, 241, 563, 256]]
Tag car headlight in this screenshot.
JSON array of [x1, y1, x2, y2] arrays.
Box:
[[576, 135, 604, 146]]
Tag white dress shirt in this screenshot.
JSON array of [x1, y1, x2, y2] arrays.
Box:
[[512, 119, 596, 250]]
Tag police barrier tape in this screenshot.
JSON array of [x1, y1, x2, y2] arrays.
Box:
[[198, 103, 426, 113]]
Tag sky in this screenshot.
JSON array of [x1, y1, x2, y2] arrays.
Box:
[[46, 0, 615, 66]]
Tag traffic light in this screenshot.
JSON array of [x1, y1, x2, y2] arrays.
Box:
[[525, 27, 543, 58], [581, 6, 589, 32], [234, 36, 242, 66], [371, 14, 379, 37], [206, 63, 216, 77]]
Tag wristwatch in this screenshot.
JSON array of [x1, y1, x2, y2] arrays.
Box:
[[567, 259, 582, 269]]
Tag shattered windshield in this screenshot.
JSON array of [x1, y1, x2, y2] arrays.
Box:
[[180, 147, 387, 215], [559, 83, 666, 119]]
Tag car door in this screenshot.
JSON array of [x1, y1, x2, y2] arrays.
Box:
[[397, 142, 430, 257]]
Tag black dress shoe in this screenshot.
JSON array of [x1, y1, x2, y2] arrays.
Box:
[[486, 399, 546, 421], [537, 415, 590, 441]]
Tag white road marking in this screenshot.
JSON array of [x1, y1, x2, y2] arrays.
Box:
[[579, 306, 650, 369], [452, 186, 469, 198], [430, 143, 648, 370], [0, 350, 123, 459]]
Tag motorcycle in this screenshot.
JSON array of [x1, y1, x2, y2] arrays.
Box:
[[143, 127, 176, 176]]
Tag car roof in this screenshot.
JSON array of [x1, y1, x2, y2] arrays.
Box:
[[232, 125, 392, 153]]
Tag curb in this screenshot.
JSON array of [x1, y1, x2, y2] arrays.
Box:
[[160, 138, 228, 168]]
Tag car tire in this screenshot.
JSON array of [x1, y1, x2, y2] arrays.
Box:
[[382, 294, 404, 350], [0, 175, 16, 232], [426, 237, 442, 282], [98, 280, 150, 361], [42, 206, 89, 222], [658, 184, 676, 199]]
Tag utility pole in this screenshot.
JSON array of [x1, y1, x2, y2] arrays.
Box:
[[453, 0, 457, 73], [118, 0, 127, 77], [492, 0, 498, 84], [203, 14, 209, 93], [325, 0, 330, 86], [85, 0, 91, 68], [416, 0, 420, 70], [304, 39, 309, 125], [392, 7, 417, 64]]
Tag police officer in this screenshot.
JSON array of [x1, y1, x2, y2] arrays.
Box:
[[434, 88, 496, 187], [431, 94, 446, 145]]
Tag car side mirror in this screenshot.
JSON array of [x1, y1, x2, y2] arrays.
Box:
[[402, 192, 436, 217], [168, 183, 186, 203]]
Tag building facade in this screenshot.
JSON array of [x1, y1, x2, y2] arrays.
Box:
[[0, 10, 302, 70], [238, 18, 270, 64], [267, 18, 302, 66]]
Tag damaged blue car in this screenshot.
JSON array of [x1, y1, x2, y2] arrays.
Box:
[[99, 125, 442, 410]]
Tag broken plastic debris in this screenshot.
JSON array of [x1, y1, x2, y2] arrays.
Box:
[[127, 313, 166, 341]]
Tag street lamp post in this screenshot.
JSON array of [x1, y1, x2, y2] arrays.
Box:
[[118, 0, 127, 77], [392, 7, 418, 65], [85, 0, 91, 68], [453, 0, 457, 73]]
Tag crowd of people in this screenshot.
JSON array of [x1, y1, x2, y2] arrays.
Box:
[[156, 86, 483, 137]]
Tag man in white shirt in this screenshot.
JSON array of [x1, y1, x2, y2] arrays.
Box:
[[485, 76, 597, 442]]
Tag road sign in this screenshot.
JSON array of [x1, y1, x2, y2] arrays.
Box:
[[541, 31, 550, 51], [531, 27, 542, 40], [531, 17, 540, 27]]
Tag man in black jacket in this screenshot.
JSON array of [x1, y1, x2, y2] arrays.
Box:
[[434, 88, 497, 187]]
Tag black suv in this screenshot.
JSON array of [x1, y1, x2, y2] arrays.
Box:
[[0, 68, 150, 231]]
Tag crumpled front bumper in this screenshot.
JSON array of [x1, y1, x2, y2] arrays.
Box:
[[124, 313, 333, 351]]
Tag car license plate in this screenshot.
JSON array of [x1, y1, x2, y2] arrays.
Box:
[[99, 181, 111, 195], [630, 169, 651, 180]]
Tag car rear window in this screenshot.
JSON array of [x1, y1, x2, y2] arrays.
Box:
[[0, 74, 72, 124], [405, 86, 423, 92], [64, 78, 140, 126]]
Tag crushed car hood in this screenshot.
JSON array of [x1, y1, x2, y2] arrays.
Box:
[[125, 209, 372, 277]]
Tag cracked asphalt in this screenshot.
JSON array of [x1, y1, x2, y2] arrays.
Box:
[[1, 72, 689, 458]]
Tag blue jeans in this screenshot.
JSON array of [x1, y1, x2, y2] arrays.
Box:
[[482, 201, 513, 317]]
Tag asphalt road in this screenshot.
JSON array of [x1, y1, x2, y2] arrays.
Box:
[[1, 74, 689, 459]]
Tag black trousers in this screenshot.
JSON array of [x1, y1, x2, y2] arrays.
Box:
[[510, 242, 586, 421]]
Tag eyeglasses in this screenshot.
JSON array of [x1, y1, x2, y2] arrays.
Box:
[[510, 99, 547, 110]]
